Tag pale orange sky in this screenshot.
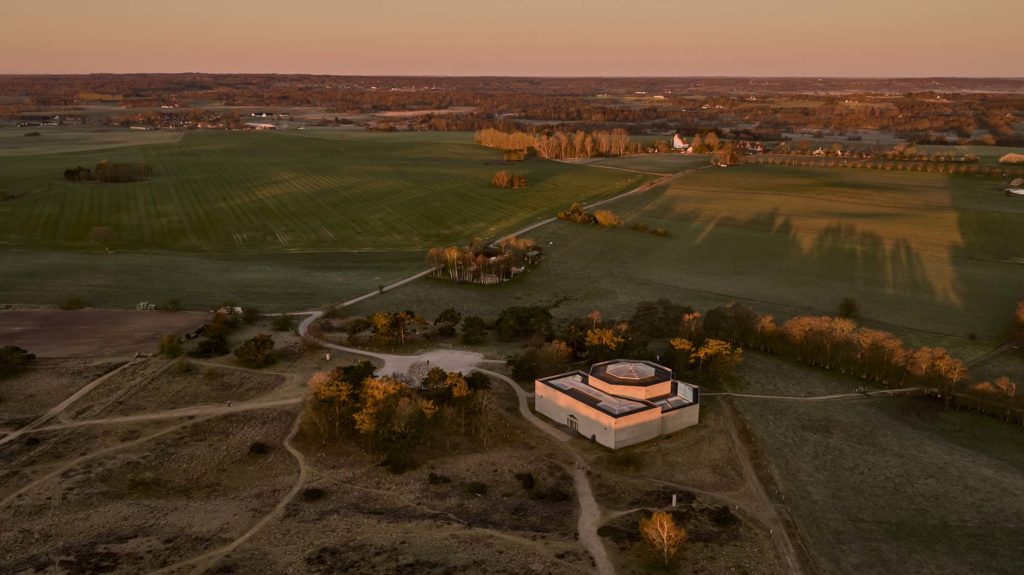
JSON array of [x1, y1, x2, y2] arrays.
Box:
[[2, 0, 1021, 76]]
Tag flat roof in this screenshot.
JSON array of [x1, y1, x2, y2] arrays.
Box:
[[540, 372, 654, 418]]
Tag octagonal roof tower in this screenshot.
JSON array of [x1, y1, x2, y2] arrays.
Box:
[[588, 360, 673, 400]]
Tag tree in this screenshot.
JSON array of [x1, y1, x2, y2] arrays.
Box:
[[461, 316, 487, 345], [435, 307, 462, 337], [0, 345, 35, 377], [271, 315, 295, 332], [838, 297, 861, 319], [586, 328, 624, 360], [233, 333, 275, 367], [158, 334, 183, 358], [593, 210, 622, 227], [640, 511, 687, 567], [535, 340, 572, 377]]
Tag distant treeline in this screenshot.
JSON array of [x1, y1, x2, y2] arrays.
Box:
[[745, 155, 1024, 177], [64, 160, 153, 183], [474, 128, 641, 159]]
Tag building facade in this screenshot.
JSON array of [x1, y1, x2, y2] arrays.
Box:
[[534, 359, 699, 449]]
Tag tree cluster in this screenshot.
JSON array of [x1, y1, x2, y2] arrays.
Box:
[[491, 170, 528, 188], [306, 361, 496, 471], [64, 160, 153, 183], [556, 203, 622, 228], [475, 128, 640, 159], [426, 236, 541, 284]]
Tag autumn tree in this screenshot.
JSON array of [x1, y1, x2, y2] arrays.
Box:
[[593, 210, 622, 227], [535, 340, 572, 377], [233, 333, 275, 367], [640, 511, 687, 567], [586, 328, 625, 361]]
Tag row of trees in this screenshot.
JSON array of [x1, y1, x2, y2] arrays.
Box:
[[426, 237, 541, 284], [556, 203, 622, 227], [474, 128, 640, 159], [745, 154, 1024, 177], [64, 161, 153, 183], [306, 361, 495, 471]]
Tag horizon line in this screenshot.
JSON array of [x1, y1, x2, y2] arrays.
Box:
[[2, 72, 1024, 81]]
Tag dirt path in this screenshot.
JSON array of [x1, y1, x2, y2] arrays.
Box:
[[153, 412, 310, 575], [0, 359, 139, 447], [702, 387, 923, 402], [0, 417, 212, 510], [27, 397, 304, 433]]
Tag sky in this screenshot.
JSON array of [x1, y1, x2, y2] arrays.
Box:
[[2, 0, 1022, 77]]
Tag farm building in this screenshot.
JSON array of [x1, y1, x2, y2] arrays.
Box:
[[535, 359, 699, 449], [672, 133, 692, 153]]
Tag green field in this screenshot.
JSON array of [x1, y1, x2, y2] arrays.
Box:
[[576, 153, 712, 174], [0, 127, 184, 157], [733, 355, 1024, 575], [0, 129, 649, 252], [347, 164, 1024, 340]]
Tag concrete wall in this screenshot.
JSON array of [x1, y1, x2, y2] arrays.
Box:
[[660, 404, 700, 435], [610, 409, 663, 449], [589, 378, 672, 401]]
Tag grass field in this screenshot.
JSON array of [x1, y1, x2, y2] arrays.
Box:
[[733, 355, 1024, 575], [0, 129, 649, 253], [0, 248, 425, 311], [0, 127, 184, 157], [575, 153, 712, 174], [346, 164, 1024, 340]]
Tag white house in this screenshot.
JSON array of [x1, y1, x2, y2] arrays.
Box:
[[672, 134, 692, 153], [535, 360, 699, 449]]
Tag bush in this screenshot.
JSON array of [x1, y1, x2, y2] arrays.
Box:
[[189, 334, 230, 358], [464, 482, 488, 496], [594, 210, 622, 227], [301, 487, 327, 502], [998, 153, 1024, 165], [249, 441, 271, 455], [461, 316, 487, 345], [428, 472, 452, 485], [514, 472, 535, 490], [0, 345, 36, 377], [271, 315, 295, 332], [838, 297, 861, 319], [158, 334, 183, 358], [233, 334, 275, 367], [242, 307, 260, 324], [381, 449, 418, 474], [59, 296, 86, 310]]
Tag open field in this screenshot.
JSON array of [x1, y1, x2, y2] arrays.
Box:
[[0, 248, 425, 311], [0, 310, 207, 357], [0, 129, 649, 253], [346, 163, 1024, 340], [0, 127, 184, 157], [573, 154, 712, 174], [732, 353, 1024, 575]]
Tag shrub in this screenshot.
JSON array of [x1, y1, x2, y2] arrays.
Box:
[[242, 307, 260, 324], [381, 449, 418, 474], [998, 153, 1024, 165], [514, 472, 535, 490], [428, 472, 452, 485], [464, 482, 488, 496], [0, 345, 36, 377], [301, 487, 327, 502], [189, 334, 230, 358], [594, 210, 622, 227], [233, 334, 275, 367], [271, 315, 295, 332], [461, 316, 487, 345], [838, 297, 861, 319], [249, 441, 271, 455], [59, 296, 86, 310], [158, 334, 183, 358]]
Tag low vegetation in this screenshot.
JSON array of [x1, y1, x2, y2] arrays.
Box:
[[426, 236, 541, 285], [491, 170, 527, 188], [0, 345, 36, 377], [64, 160, 153, 183]]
